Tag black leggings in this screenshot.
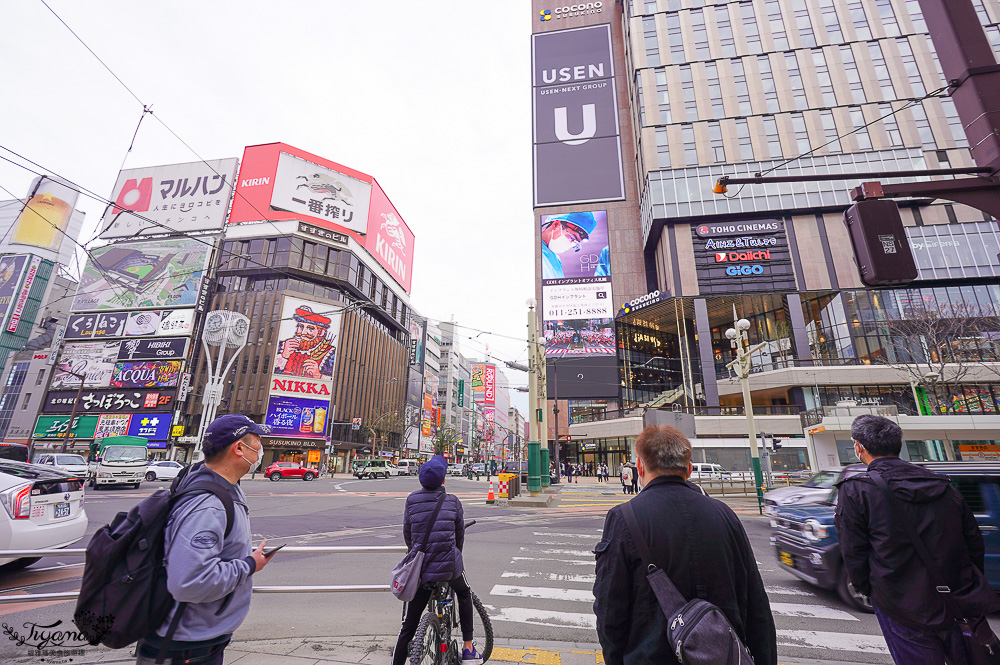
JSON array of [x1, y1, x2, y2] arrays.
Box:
[[392, 575, 474, 665]]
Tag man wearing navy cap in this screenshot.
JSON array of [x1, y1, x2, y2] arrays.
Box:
[[135, 414, 273, 665]]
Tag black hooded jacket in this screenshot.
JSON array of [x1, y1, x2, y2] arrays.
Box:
[[593, 475, 776, 665], [835, 456, 1000, 629]]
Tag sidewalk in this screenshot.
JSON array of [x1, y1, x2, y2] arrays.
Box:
[[76, 635, 865, 665]]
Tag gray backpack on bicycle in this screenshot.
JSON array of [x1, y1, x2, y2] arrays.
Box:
[[621, 502, 755, 664]]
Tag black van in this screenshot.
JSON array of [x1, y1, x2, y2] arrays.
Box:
[[0, 442, 30, 462]]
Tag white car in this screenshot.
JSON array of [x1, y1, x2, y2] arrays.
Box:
[[690, 463, 729, 480], [33, 453, 89, 477], [145, 461, 185, 482], [447, 464, 464, 477], [0, 460, 88, 570], [763, 465, 866, 515]]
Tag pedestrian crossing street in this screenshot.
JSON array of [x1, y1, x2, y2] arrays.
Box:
[[485, 519, 892, 662]]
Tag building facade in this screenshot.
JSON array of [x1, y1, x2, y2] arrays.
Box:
[[533, 0, 1000, 470]]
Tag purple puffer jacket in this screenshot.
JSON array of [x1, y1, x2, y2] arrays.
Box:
[[403, 487, 465, 582]]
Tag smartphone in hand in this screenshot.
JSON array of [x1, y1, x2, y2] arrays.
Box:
[[263, 543, 286, 557]]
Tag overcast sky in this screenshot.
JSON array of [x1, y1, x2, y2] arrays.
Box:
[[0, 1, 534, 402]]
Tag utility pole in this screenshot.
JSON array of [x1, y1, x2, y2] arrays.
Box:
[[526, 300, 541, 496]]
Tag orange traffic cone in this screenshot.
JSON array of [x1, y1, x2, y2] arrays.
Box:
[[487, 481, 496, 504]]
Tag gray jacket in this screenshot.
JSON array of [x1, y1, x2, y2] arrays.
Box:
[[156, 465, 256, 642]]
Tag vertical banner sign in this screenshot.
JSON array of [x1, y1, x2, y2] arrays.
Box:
[[531, 24, 625, 206], [484, 365, 496, 406], [457, 379, 465, 408], [0, 254, 29, 330], [7, 256, 42, 333]]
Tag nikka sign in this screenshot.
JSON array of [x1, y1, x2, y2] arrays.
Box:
[[270, 377, 333, 398]]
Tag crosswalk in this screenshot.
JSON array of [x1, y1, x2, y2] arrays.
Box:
[[485, 518, 891, 662], [553, 484, 632, 510]]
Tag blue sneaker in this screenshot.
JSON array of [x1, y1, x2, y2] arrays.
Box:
[[462, 647, 482, 665]]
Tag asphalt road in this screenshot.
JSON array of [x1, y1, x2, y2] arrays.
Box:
[[0, 473, 948, 664]]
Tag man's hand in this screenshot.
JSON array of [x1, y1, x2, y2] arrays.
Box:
[[281, 339, 300, 359], [302, 360, 320, 378], [250, 539, 271, 572]]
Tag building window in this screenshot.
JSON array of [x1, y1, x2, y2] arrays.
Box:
[[765, 0, 789, 51], [940, 98, 969, 147], [680, 65, 697, 121], [735, 118, 754, 160], [791, 112, 811, 154], [785, 52, 808, 111], [818, 0, 844, 43], [905, 0, 927, 32], [987, 26, 1000, 62], [850, 107, 873, 150], [716, 5, 736, 58], [741, 2, 762, 54], [763, 116, 783, 158], [21, 393, 31, 411], [635, 72, 648, 126], [875, 0, 901, 37], [758, 55, 780, 113], [644, 0, 657, 14], [879, 103, 904, 146], [812, 49, 837, 107], [820, 110, 841, 152], [909, 102, 936, 147], [847, 1, 872, 40], [868, 42, 896, 101], [708, 121, 726, 162], [690, 9, 711, 60], [666, 13, 685, 64], [840, 45, 866, 104], [682, 124, 698, 165], [972, 0, 991, 26], [793, 0, 816, 48], [655, 68, 671, 123], [35, 369, 45, 386], [644, 16, 660, 66], [731, 59, 752, 116], [896, 38, 925, 97], [705, 62, 724, 119]]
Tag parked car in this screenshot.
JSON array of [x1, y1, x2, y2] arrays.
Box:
[[34, 454, 89, 476], [472, 463, 485, 474], [764, 465, 866, 515], [145, 460, 185, 481], [352, 459, 399, 479], [397, 459, 421, 475], [769, 462, 1000, 613], [447, 463, 464, 477], [265, 461, 318, 481], [690, 462, 729, 480], [0, 460, 87, 571]]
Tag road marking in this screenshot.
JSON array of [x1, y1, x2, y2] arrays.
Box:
[[764, 585, 815, 597], [769, 602, 860, 621], [489, 606, 597, 630], [776, 629, 888, 654], [490, 584, 595, 603], [510, 557, 595, 567], [532, 532, 599, 539], [501, 571, 596, 584], [533, 540, 598, 546], [489, 647, 564, 665], [520, 547, 593, 557]]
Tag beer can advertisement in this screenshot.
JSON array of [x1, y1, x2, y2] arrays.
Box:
[[264, 395, 330, 439]]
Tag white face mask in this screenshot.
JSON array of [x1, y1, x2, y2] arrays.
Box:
[[854, 442, 865, 462], [546, 225, 580, 254], [242, 441, 263, 474]]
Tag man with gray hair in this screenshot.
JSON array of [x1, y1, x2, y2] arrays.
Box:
[[593, 425, 776, 665], [836, 414, 1000, 664]]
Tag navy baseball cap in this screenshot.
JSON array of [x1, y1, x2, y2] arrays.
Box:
[[203, 414, 271, 456]]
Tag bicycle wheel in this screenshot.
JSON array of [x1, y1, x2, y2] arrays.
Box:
[[410, 612, 442, 665], [471, 592, 494, 663]]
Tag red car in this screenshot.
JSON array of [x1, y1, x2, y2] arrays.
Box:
[[264, 462, 317, 481]]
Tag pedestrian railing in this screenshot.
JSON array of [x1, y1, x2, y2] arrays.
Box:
[[0, 545, 407, 605]]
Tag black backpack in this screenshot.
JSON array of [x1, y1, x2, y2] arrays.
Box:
[[73, 463, 235, 659]]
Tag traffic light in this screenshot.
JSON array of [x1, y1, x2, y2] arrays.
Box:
[[772, 438, 783, 451], [843, 199, 917, 286]]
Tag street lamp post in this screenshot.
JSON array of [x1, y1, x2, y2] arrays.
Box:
[[194, 311, 250, 463], [725, 310, 769, 515], [526, 299, 542, 496]]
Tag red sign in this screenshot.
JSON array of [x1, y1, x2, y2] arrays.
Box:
[[484, 365, 496, 406], [229, 143, 415, 293]]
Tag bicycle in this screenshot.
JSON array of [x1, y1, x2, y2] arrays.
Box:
[[408, 520, 493, 665]]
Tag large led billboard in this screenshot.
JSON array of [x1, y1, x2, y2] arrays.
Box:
[[72, 238, 212, 312], [228, 143, 415, 293], [692, 220, 796, 295], [99, 158, 239, 238], [531, 24, 625, 207]]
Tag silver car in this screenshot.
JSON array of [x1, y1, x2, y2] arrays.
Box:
[[763, 465, 866, 515]]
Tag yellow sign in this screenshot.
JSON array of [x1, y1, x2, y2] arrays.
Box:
[[806, 425, 826, 435], [959, 444, 1000, 461], [307, 450, 322, 465], [171, 425, 184, 437]]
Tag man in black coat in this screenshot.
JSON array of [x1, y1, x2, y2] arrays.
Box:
[[836, 415, 1000, 664], [593, 425, 777, 665]]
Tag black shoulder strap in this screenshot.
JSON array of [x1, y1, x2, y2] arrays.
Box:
[[869, 470, 966, 623], [621, 501, 687, 614], [179, 483, 236, 538], [418, 493, 447, 552]]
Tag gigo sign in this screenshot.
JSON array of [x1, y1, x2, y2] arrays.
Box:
[[726, 265, 765, 276]]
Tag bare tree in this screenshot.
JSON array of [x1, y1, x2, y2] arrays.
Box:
[[876, 299, 983, 414]]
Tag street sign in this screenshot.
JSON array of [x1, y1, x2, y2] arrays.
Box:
[[352, 418, 362, 431]]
